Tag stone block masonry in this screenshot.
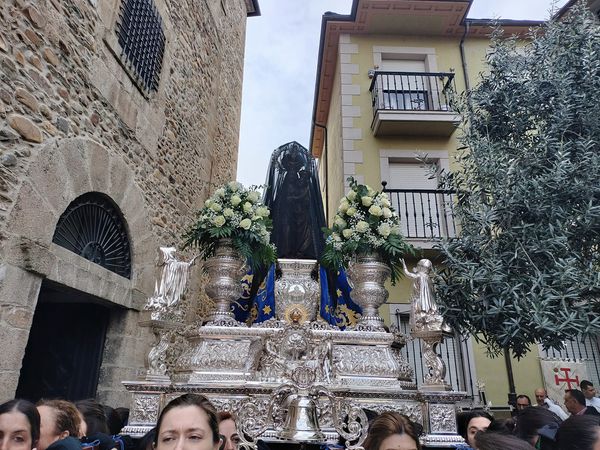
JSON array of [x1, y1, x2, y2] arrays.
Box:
[[0, 0, 250, 405]]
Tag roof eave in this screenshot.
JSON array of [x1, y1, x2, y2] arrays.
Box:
[[310, 4, 358, 158]]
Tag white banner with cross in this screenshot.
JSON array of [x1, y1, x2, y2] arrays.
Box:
[[540, 358, 589, 409]]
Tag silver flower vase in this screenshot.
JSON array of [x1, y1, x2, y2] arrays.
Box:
[[347, 252, 391, 330], [204, 238, 246, 326]]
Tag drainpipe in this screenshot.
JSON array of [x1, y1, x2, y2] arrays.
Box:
[[313, 123, 329, 222], [459, 20, 472, 111]]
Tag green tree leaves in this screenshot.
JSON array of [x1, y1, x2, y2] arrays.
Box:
[[436, 4, 600, 358]]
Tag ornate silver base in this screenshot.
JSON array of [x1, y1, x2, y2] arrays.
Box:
[[123, 319, 466, 448], [125, 258, 466, 447]]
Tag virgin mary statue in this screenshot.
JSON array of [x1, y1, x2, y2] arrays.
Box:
[[235, 141, 361, 327], [263, 141, 326, 260]]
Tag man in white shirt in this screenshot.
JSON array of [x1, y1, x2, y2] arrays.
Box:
[[534, 387, 569, 420], [580, 380, 600, 413]]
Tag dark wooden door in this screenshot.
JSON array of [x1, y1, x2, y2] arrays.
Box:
[[16, 285, 110, 402]]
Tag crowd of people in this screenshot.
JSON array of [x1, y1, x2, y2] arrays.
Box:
[[2, 383, 600, 450], [0, 398, 132, 450], [457, 382, 600, 450]]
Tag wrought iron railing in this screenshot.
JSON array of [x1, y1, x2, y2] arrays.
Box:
[[369, 71, 456, 114], [383, 188, 457, 239], [539, 336, 600, 391]]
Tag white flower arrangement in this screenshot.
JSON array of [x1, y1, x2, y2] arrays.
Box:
[[184, 182, 277, 271], [321, 177, 414, 284]]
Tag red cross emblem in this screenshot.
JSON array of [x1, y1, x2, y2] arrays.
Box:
[[554, 367, 580, 390]]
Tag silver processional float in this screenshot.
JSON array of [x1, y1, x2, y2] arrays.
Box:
[[122, 142, 466, 449]]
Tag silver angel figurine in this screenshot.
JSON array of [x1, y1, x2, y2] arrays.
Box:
[[402, 258, 449, 333], [145, 246, 198, 311]]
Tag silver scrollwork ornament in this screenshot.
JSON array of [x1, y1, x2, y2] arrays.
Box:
[[146, 329, 170, 379], [421, 335, 448, 388]]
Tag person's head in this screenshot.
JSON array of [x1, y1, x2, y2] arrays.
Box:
[[114, 409, 129, 430], [514, 406, 562, 449], [36, 400, 81, 450], [101, 406, 122, 436], [517, 395, 532, 411], [536, 388, 548, 406], [137, 427, 156, 450], [486, 418, 515, 435], [556, 415, 600, 450], [581, 381, 597, 401], [217, 412, 239, 450], [75, 400, 109, 436], [474, 431, 535, 450], [457, 410, 493, 448], [564, 390, 587, 415], [153, 394, 220, 450], [363, 412, 420, 450], [0, 399, 41, 450]]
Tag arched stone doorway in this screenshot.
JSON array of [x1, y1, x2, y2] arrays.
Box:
[[16, 190, 133, 401], [0, 138, 157, 405]]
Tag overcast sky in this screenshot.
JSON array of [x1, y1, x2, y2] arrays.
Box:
[[236, 0, 569, 187]]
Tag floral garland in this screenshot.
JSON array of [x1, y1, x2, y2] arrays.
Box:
[[321, 177, 414, 284], [183, 181, 277, 271]]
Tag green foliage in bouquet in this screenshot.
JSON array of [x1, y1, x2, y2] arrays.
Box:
[[321, 177, 415, 284], [183, 181, 277, 272]]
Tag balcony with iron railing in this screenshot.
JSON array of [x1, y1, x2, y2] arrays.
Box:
[[382, 183, 458, 243], [369, 71, 460, 137]]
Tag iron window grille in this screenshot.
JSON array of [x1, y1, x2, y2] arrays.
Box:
[[52, 192, 132, 279], [116, 0, 165, 94]]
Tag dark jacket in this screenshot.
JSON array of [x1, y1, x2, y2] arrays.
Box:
[[47, 437, 83, 450], [584, 406, 600, 416]]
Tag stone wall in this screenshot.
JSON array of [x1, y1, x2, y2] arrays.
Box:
[[0, 0, 250, 405]]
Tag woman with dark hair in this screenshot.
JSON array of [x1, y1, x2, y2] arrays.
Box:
[[76, 400, 124, 450], [153, 394, 221, 450], [556, 415, 600, 450], [113, 409, 129, 434], [475, 431, 535, 450], [102, 406, 123, 437], [486, 418, 515, 435], [36, 399, 81, 450], [514, 406, 562, 450], [456, 410, 493, 449], [0, 399, 40, 450], [75, 400, 109, 437], [363, 412, 421, 450]]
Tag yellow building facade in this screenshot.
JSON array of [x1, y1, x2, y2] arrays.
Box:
[[310, 0, 600, 410]]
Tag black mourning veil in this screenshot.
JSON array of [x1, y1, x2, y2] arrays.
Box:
[[263, 141, 327, 260]]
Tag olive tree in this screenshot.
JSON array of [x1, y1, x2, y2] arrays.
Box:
[[436, 3, 600, 358]]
